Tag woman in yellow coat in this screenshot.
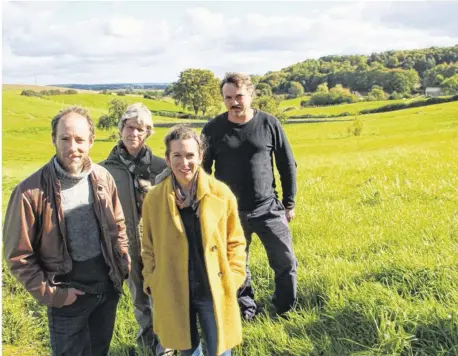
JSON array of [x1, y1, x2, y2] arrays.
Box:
[[141, 124, 246, 356]]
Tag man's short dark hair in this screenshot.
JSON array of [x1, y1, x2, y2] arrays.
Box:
[[220, 72, 256, 97]]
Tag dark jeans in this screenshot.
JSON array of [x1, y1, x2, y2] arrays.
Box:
[[47, 289, 120, 356], [127, 254, 156, 348], [238, 197, 297, 317], [180, 297, 231, 356]]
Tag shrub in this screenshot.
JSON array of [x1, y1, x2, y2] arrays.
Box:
[[389, 91, 404, 100], [307, 84, 357, 106], [149, 110, 212, 121], [22, 89, 77, 96], [253, 96, 288, 123], [368, 86, 386, 101], [360, 95, 458, 114], [348, 117, 363, 136], [21, 90, 41, 97], [289, 112, 353, 119], [287, 81, 304, 98]]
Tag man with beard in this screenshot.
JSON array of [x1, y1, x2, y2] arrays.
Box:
[[201, 72, 298, 320], [3, 106, 131, 356], [100, 103, 170, 356]]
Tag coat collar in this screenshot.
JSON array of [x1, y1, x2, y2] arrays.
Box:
[[166, 168, 226, 246]]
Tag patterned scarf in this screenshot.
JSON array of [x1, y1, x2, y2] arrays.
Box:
[[171, 170, 200, 216], [111, 141, 156, 214]]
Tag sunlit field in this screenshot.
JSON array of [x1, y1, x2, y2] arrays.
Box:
[[2, 86, 457, 355]]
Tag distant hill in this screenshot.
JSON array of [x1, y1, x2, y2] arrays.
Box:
[[48, 83, 170, 91], [2, 84, 95, 93], [257, 45, 458, 95]]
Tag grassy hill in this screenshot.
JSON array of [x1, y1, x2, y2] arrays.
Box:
[[2, 86, 206, 132], [282, 96, 427, 117], [2, 87, 458, 355]]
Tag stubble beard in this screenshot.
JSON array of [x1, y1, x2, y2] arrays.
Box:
[[59, 155, 90, 176]]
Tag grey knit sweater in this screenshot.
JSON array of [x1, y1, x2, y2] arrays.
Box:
[[54, 158, 112, 294]]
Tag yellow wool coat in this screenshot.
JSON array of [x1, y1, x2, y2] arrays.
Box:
[[141, 168, 246, 354]]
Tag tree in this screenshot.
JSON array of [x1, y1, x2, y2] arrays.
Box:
[[164, 84, 175, 97], [171, 68, 220, 115], [307, 84, 357, 106], [287, 81, 304, 98], [368, 85, 386, 101], [252, 45, 457, 95], [253, 96, 287, 123], [250, 75, 262, 86], [316, 82, 329, 93], [441, 74, 458, 94], [385, 57, 399, 68], [97, 99, 128, 131], [256, 83, 272, 97]]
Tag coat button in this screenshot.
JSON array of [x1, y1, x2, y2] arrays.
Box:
[[218, 272, 223, 277], [211, 245, 217, 252]]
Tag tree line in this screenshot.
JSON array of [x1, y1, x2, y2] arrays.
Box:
[[21, 89, 78, 97], [254, 45, 458, 96], [165, 46, 457, 115], [95, 46, 458, 126]]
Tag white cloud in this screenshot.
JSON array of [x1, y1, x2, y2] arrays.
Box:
[[105, 16, 145, 37], [2, 1, 458, 84]]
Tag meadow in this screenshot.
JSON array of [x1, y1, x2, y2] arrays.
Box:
[[281, 97, 425, 117], [2, 86, 458, 355]]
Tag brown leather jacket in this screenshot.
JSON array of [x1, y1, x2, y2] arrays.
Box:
[[3, 158, 130, 308]]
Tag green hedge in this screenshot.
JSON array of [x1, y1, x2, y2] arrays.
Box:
[[359, 95, 458, 114], [150, 110, 212, 121], [290, 95, 458, 119], [289, 112, 353, 119], [20, 89, 78, 97]]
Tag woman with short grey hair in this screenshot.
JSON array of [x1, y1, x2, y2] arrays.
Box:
[[100, 103, 171, 355]]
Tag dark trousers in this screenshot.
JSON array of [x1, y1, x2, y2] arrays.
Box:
[[238, 197, 297, 317], [47, 290, 120, 356], [127, 254, 155, 348]]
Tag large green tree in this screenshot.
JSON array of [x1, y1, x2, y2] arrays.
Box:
[[97, 99, 128, 131], [171, 69, 220, 115]]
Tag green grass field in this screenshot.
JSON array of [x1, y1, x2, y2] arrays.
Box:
[[282, 97, 426, 117], [2, 86, 458, 355]]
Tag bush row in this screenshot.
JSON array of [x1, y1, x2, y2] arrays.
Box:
[[150, 110, 212, 121], [289, 112, 354, 119], [290, 95, 458, 119], [21, 89, 78, 97], [359, 95, 458, 114]]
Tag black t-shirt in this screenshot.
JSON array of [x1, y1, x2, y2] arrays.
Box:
[[202, 110, 297, 211]]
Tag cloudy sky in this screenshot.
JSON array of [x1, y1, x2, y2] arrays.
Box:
[[2, 1, 458, 85]]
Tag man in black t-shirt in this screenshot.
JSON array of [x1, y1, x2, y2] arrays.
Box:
[[202, 72, 298, 319]]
